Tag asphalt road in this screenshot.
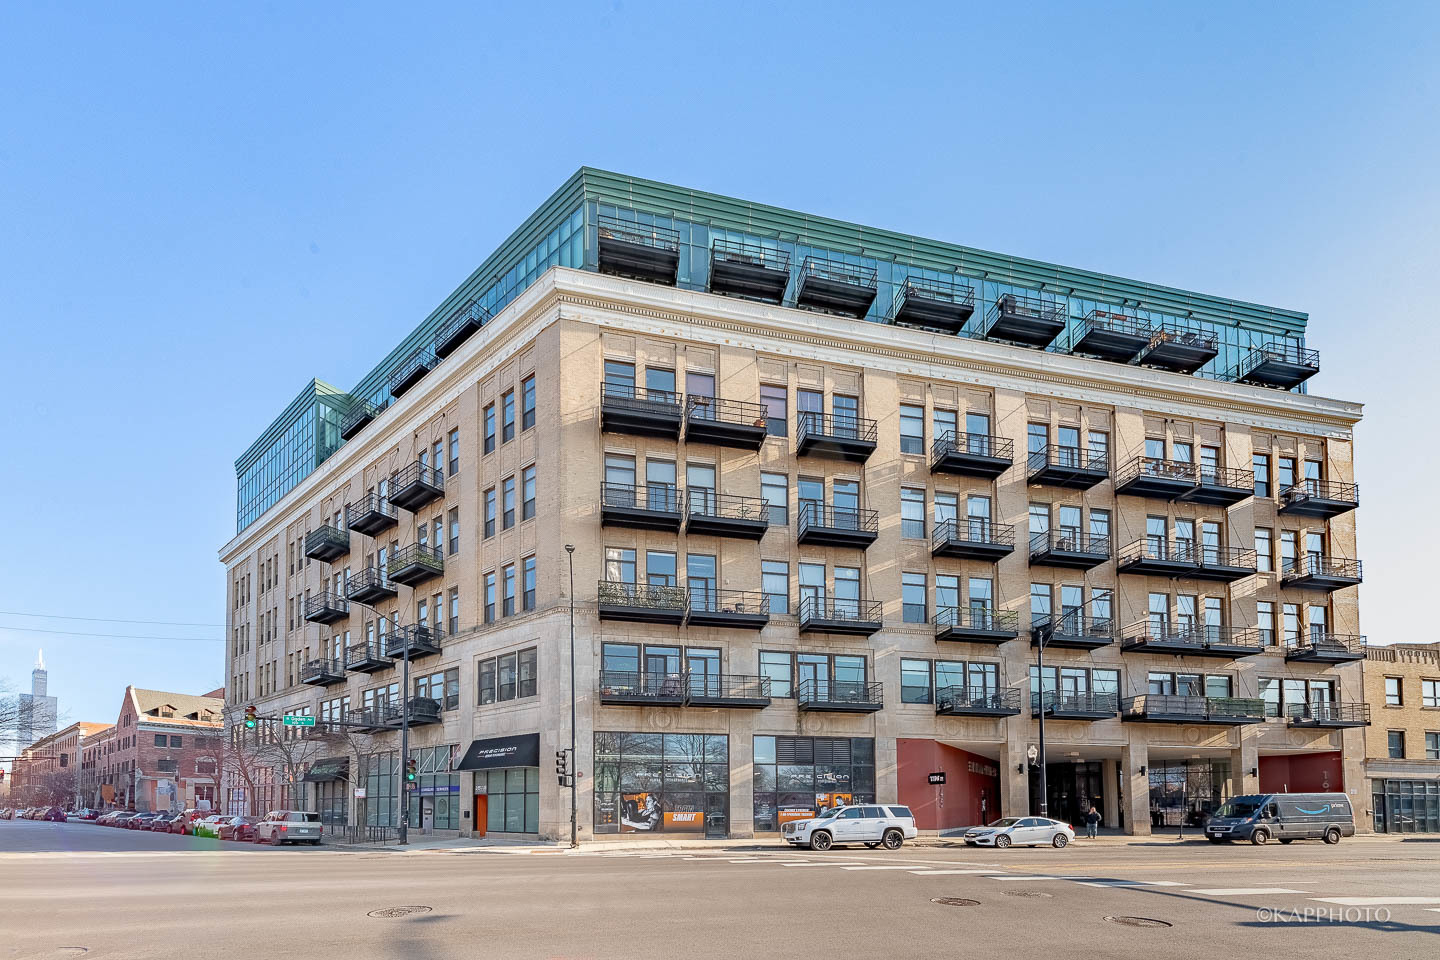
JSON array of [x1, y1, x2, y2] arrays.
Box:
[[3, 820, 1438, 959]]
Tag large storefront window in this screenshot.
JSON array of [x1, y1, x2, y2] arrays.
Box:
[[364, 751, 398, 827], [753, 736, 875, 832], [407, 745, 460, 832], [315, 779, 348, 827], [1148, 759, 1232, 827], [478, 768, 540, 834], [1373, 779, 1440, 833], [594, 733, 729, 837]]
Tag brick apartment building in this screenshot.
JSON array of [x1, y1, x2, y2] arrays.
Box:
[[79, 686, 225, 813], [10, 722, 110, 808], [1364, 642, 1440, 833]]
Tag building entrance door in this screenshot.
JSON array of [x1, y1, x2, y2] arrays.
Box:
[[421, 798, 435, 834], [1029, 762, 1105, 826], [473, 795, 487, 837]]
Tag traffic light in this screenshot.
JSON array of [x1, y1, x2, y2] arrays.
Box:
[[556, 749, 572, 787], [243, 706, 257, 730], [405, 759, 417, 783]]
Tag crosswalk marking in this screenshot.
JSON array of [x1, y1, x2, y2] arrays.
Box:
[[1310, 897, 1440, 906], [1075, 879, 1188, 888], [1191, 888, 1304, 896], [909, 869, 994, 875], [841, 865, 920, 871], [781, 862, 863, 867]]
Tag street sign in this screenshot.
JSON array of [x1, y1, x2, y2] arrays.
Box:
[[354, 788, 366, 799], [927, 772, 946, 785], [282, 715, 316, 727]]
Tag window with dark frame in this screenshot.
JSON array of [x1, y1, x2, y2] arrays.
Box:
[[484, 404, 496, 454], [502, 390, 516, 443], [521, 375, 536, 431]]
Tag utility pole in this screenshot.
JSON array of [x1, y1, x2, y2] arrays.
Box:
[[565, 543, 577, 848]]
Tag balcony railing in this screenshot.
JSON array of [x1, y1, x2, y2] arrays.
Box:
[[891, 275, 976, 333], [1063, 309, 1153, 362], [930, 430, 1014, 477], [596, 215, 681, 285], [797, 501, 880, 549], [1136, 324, 1219, 374], [1234, 339, 1320, 389], [383, 625, 441, 662], [345, 492, 398, 537], [931, 518, 1016, 560], [1121, 622, 1265, 658], [1031, 691, 1119, 718], [795, 256, 879, 318], [388, 348, 437, 399], [936, 686, 1022, 717], [684, 395, 769, 449], [378, 696, 441, 727], [934, 606, 1021, 642], [1029, 530, 1111, 569], [1122, 695, 1267, 724], [300, 658, 346, 687], [1190, 464, 1257, 506], [344, 566, 396, 604], [1026, 444, 1109, 488], [304, 525, 350, 562], [1286, 702, 1371, 727], [387, 543, 443, 587], [597, 670, 687, 705], [796, 411, 879, 462], [981, 292, 1068, 347], [343, 642, 391, 673], [431, 298, 490, 359], [339, 399, 385, 442], [796, 678, 884, 712], [1279, 479, 1359, 518], [600, 381, 684, 437], [798, 596, 884, 635], [685, 489, 769, 539], [596, 581, 688, 623], [598, 670, 772, 709], [1115, 456, 1202, 499], [303, 592, 350, 626], [389, 460, 445, 512], [708, 238, 791, 303], [1031, 613, 1116, 649], [686, 587, 771, 629], [1284, 633, 1368, 663], [1280, 555, 1363, 590], [601, 482, 683, 530]]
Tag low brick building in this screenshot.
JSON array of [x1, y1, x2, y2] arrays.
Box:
[[12, 722, 110, 808], [1363, 642, 1440, 833], [79, 687, 225, 813]]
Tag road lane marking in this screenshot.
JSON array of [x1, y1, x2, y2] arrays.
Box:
[[987, 875, 1088, 881], [781, 862, 864, 867], [909, 869, 996, 875], [841, 865, 923, 871], [726, 858, 770, 863], [1190, 888, 1305, 895], [1310, 897, 1440, 906], [1075, 880, 1188, 888]]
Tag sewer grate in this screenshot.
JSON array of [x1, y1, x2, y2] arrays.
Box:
[[368, 906, 434, 919], [1103, 916, 1172, 928], [1003, 890, 1053, 898], [931, 898, 980, 907]]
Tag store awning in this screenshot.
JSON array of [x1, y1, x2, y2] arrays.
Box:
[[456, 734, 540, 772], [303, 758, 349, 782]]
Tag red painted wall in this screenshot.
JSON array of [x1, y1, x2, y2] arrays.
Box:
[[1259, 752, 1343, 794], [897, 739, 1002, 830]]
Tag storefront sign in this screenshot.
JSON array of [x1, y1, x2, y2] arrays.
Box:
[[456, 734, 541, 771], [967, 761, 998, 778], [928, 772, 947, 785], [353, 788, 366, 799]]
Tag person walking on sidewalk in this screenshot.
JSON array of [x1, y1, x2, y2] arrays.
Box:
[[1084, 805, 1101, 839]]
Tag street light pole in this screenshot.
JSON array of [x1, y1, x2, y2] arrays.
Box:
[[1035, 620, 1050, 819], [565, 544, 577, 849]]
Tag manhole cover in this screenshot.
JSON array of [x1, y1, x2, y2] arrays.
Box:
[[1004, 890, 1053, 898], [1103, 916, 1172, 928], [931, 898, 980, 907], [368, 905, 433, 919]]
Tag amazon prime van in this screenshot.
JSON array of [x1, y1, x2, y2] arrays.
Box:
[[1204, 793, 1354, 845]]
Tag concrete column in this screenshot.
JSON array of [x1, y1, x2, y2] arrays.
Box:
[[1232, 736, 1260, 796], [1123, 740, 1150, 836], [999, 738, 1029, 819], [1101, 758, 1121, 829]]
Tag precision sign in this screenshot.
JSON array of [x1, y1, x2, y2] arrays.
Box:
[[927, 772, 947, 785], [282, 715, 316, 727]]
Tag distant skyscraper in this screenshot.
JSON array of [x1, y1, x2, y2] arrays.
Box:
[[15, 650, 58, 747]]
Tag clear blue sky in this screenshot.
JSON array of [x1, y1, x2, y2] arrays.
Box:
[[2, 1, 1436, 728]]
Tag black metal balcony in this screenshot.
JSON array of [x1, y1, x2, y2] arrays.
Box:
[[1284, 634, 1368, 663], [1029, 530, 1110, 570], [344, 642, 391, 674], [795, 256, 878, 318], [685, 489, 769, 540], [796, 679, 884, 714], [300, 658, 346, 687], [1120, 622, 1265, 659], [1031, 614, 1116, 650], [981, 293, 1068, 348], [1122, 695, 1266, 725], [1234, 340, 1320, 390], [600, 381, 683, 438], [378, 696, 441, 727], [683, 673, 772, 709], [389, 460, 445, 512], [1186, 465, 1257, 507], [685, 588, 770, 630], [1032, 691, 1118, 720], [684, 396, 769, 450], [304, 525, 350, 562], [796, 501, 879, 549], [936, 686, 1021, 717], [601, 482, 683, 531], [339, 399, 384, 442], [930, 431, 1013, 478], [388, 349, 437, 399], [1064, 310, 1153, 362], [1118, 540, 1257, 582], [431, 299, 490, 360], [597, 215, 681, 285], [303, 592, 350, 626], [387, 543, 443, 588], [1279, 479, 1359, 519], [349, 707, 389, 733], [383, 625, 441, 662], [708, 239, 790, 303], [597, 670, 687, 707], [935, 606, 1020, 644], [796, 411, 878, 462], [798, 596, 883, 636], [1026, 445, 1109, 489], [596, 581, 687, 624], [1193, 544, 1259, 582], [891, 276, 976, 334], [931, 518, 1015, 561], [345, 492, 398, 537], [1286, 702, 1370, 728], [344, 567, 397, 605], [1115, 456, 1200, 500], [1280, 555, 1362, 592], [1136, 325, 1219, 373]]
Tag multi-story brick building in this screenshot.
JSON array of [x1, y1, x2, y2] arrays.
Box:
[[1363, 642, 1440, 833], [219, 169, 1365, 840], [78, 687, 224, 812], [11, 721, 109, 808]]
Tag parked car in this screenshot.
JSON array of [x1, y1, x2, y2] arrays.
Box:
[[964, 817, 1075, 848], [75, 808, 100, 821], [782, 804, 918, 851], [95, 811, 118, 826], [150, 813, 181, 831], [126, 812, 161, 830], [1205, 793, 1355, 845], [253, 810, 323, 846], [219, 816, 260, 842], [191, 815, 229, 839], [42, 807, 67, 822], [108, 812, 139, 828]]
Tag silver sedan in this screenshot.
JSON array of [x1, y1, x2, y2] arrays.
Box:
[[963, 816, 1075, 848]]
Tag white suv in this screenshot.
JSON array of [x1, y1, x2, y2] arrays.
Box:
[[783, 804, 918, 851], [253, 810, 323, 845]]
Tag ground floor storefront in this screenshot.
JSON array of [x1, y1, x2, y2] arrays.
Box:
[[1369, 778, 1440, 833]]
